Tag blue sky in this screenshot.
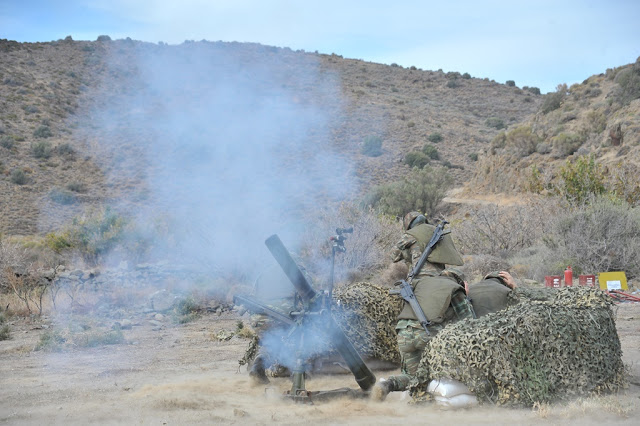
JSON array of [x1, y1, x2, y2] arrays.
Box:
[[1, 0, 639, 93]]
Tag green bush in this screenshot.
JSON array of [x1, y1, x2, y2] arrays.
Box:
[[361, 166, 453, 217], [0, 135, 14, 149], [57, 143, 75, 156], [446, 80, 461, 88], [405, 151, 430, 169], [10, 169, 27, 185], [35, 330, 66, 351], [468, 153, 478, 161], [552, 132, 585, 157], [48, 188, 77, 205], [31, 140, 52, 158], [612, 58, 640, 105], [485, 117, 505, 130], [586, 109, 607, 134], [540, 84, 567, 114], [462, 73, 471, 79], [506, 80, 516, 87], [495, 125, 539, 157], [45, 232, 73, 253], [427, 132, 443, 143], [66, 182, 87, 193], [508, 126, 539, 157], [361, 135, 383, 157], [558, 155, 606, 205], [523, 86, 541, 95], [172, 296, 202, 324], [67, 206, 128, 264], [33, 125, 53, 139], [421, 144, 440, 160]]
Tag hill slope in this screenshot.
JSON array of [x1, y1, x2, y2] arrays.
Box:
[[2, 38, 635, 236]]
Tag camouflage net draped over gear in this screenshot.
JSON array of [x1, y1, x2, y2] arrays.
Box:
[[410, 286, 626, 406], [332, 282, 404, 363]]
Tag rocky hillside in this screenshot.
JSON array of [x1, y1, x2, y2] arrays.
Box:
[[469, 58, 640, 195], [1, 37, 635, 236]]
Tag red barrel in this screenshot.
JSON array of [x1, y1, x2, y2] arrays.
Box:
[[579, 274, 596, 286], [564, 266, 573, 287], [545, 276, 562, 288]]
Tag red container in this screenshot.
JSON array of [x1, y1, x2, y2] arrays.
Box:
[[564, 266, 573, 286], [579, 274, 596, 286], [545, 276, 562, 288]]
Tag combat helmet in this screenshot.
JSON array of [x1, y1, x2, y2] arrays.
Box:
[[483, 271, 503, 281], [403, 211, 427, 231], [441, 268, 466, 286]]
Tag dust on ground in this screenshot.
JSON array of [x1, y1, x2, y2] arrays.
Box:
[[1, 304, 639, 425]]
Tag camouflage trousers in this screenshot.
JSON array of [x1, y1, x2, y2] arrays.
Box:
[[387, 322, 444, 391]]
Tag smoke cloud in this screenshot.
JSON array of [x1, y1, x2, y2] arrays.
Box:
[[75, 41, 355, 275]]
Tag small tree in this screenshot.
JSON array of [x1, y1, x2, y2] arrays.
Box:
[[405, 151, 430, 169], [558, 155, 606, 205], [362, 166, 453, 217], [32, 140, 52, 158], [427, 132, 443, 143], [10, 169, 27, 185], [33, 126, 53, 139], [540, 84, 568, 114], [421, 144, 440, 160]]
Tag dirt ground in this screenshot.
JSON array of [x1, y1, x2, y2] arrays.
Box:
[[1, 302, 639, 425]]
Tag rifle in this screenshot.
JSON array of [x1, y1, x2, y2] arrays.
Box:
[[389, 219, 450, 335]]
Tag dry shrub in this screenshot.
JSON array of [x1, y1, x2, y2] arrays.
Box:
[[454, 202, 549, 258], [300, 203, 401, 286], [608, 161, 640, 206], [0, 237, 60, 315], [3, 268, 49, 315], [461, 254, 511, 282], [371, 261, 408, 287], [533, 197, 640, 279]]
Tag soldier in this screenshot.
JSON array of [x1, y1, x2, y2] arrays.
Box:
[[467, 271, 518, 317], [372, 212, 475, 401]]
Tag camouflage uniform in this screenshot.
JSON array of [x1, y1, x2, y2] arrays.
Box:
[[376, 214, 473, 397], [468, 271, 518, 317], [386, 277, 475, 391]]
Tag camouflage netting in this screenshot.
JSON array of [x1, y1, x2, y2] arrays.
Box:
[[332, 281, 403, 363], [410, 286, 627, 406]]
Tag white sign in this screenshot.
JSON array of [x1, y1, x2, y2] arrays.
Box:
[[607, 280, 622, 290]]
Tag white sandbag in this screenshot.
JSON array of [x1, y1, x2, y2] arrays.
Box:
[[434, 394, 479, 410], [427, 378, 473, 398]]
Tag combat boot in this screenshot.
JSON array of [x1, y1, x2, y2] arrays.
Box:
[[249, 356, 270, 385], [370, 378, 394, 401]]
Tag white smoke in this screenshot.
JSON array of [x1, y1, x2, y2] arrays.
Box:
[[77, 40, 355, 274]]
